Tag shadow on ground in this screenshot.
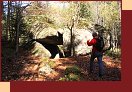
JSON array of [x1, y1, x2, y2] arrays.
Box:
[[2, 49, 121, 81]]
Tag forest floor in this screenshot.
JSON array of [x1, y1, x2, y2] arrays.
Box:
[[2, 48, 121, 81]]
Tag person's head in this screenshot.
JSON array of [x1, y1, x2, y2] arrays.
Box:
[[92, 32, 98, 38]]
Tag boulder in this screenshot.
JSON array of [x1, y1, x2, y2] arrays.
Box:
[[31, 42, 51, 58], [31, 41, 64, 59], [63, 28, 93, 55], [29, 24, 93, 57]]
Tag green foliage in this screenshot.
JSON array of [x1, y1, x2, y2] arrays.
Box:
[[48, 60, 56, 68], [40, 58, 56, 68], [59, 77, 66, 81], [79, 3, 91, 18], [78, 19, 89, 28], [99, 1, 121, 29], [2, 1, 121, 58], [59, 66, 83, 81], [105, 49, 121, 59], [65, 66, 81, 75], [66, 73, 80, 81]]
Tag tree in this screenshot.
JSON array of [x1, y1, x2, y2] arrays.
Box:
[[6, 1, 11, 41], [2, 1, 121, 57]]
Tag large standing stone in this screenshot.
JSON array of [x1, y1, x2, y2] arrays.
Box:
[[31, 42, 51, 58], [63, 28, 93, 55]]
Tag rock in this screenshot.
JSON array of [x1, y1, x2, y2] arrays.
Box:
[[39, 64, 53, 75], [29, 25, 93, 57], [63, 28, 93, 55], [30, 41, 64, 59], [31, 42, 51, 58], [54, 53, 60, 59]]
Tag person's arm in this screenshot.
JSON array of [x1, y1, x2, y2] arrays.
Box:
[[87, 38, 96, 46]]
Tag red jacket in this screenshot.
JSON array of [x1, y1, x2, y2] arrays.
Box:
[[87, 38, 99, 53]]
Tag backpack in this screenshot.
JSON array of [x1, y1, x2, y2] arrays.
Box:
[[94, 36, 104, 52]]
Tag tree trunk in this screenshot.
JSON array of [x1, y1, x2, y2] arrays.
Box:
[[15, 2, 21, 58], [67, 19, 74, 56], [72, 2, 80, 56], [6, 1, 11, 41]]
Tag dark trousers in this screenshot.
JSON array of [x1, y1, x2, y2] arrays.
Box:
[[90, 51, 104, 76]]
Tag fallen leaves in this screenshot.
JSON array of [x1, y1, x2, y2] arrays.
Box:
[[2, 50, 121, 81]]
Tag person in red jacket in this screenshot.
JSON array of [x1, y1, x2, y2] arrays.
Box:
[[87, 32, 104, 77]]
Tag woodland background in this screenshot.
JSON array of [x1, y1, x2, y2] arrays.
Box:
[[1, 1, 121, 81]]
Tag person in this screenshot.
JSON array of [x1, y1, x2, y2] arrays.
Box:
[[87, 32, 104, 77]]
